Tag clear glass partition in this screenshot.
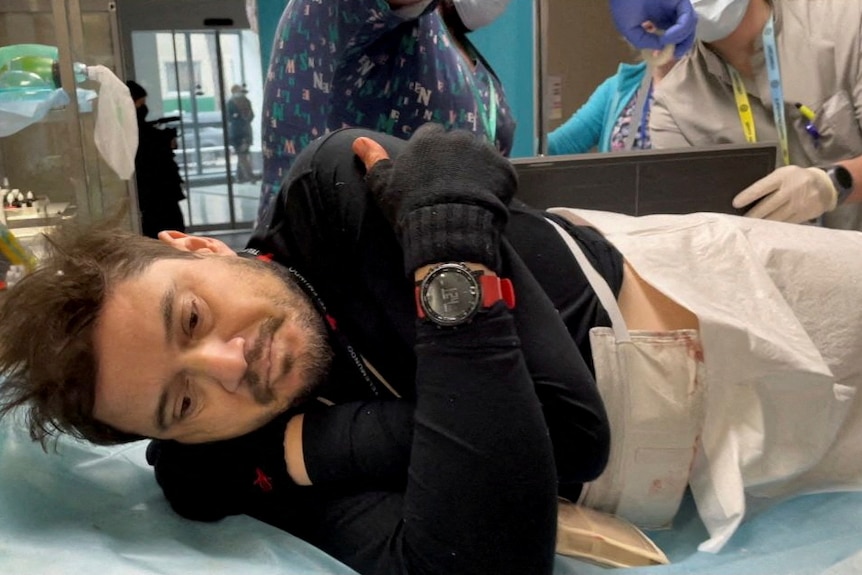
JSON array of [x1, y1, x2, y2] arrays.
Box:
[[0, 0, 131, 256], [131, 28, 262, 232]]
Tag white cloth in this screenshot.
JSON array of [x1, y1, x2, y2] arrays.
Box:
[[87, 65, 138, 180], [547, 216, 706, 530], [550, 208, 862, 552]]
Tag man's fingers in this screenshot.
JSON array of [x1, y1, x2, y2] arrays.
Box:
[[352, 137, 390, 173]]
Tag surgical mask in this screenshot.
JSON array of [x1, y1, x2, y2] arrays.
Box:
[[452, 0, 511, 31], [691, 0, 751, 42]]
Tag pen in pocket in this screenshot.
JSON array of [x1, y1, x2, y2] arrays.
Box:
[[795, 102, 821, 147]]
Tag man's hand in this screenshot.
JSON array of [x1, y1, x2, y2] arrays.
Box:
[[353, 124, 517, 275], [732, 165, 838, 223], [353, 136, 391, 172], [353, 137, 396, 222], [609, 0, 697, 59]]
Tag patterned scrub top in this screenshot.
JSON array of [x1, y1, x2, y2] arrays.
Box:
[[258, 0, 516, 220]]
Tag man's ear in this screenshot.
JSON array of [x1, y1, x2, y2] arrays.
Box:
[[157, 230, 237, 256]]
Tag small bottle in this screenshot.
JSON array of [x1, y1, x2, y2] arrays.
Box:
[[25, 191, 33, 208], [0, 177, 8, 207], [10, 189, 21, 208], [4, 191, 13, 208]]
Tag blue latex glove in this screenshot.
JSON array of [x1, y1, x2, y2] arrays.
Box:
[[609, 0, 697, 59]]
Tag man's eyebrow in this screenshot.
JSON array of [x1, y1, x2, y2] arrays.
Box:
[[155, 283, 177, 432], [155, 386, 170, 432], [161, 283, 176, 345]]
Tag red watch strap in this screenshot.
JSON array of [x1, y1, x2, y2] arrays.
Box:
[[415, 286, 426, 319], [480, 275, 516, 310]]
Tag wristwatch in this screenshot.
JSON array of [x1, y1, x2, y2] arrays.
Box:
[[821, 165, 854, 205], [415, 262, 515, 327]]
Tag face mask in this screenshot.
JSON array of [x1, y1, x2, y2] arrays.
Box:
[[452, 0, 511, 31], [136, 104, 149, 122], [691, 0, 751, 42]]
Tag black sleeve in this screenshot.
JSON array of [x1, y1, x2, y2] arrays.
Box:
[[503, 238, 610, 500], [146, 410, 297, 523], [289, 309, 559, 575], [301, 399, 414, 490], [299, 242, 612, 503]]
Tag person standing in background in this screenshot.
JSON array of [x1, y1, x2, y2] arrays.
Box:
[[126, 80, 186, 239], [256, 0, 697, 222], [227, 84, 257, 183], [547, 36, 678, 155], [649, 0, 862, 229]]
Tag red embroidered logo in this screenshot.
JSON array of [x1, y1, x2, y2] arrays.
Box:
[[253, 467, 273, 492], [326, 314, 338, 331]]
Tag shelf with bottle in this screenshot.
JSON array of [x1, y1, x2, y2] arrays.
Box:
[[0, 177, 70, 230]]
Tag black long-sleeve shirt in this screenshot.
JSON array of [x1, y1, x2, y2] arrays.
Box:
[[147, 128, 624, 574]]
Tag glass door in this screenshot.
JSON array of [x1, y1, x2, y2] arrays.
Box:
[[130, 28, 262, 232]]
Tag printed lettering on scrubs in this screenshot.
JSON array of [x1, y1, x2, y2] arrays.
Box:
[[257, 2, 515, 220]]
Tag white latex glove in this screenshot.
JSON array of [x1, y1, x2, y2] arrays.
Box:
[[732, 165, 837, 224]]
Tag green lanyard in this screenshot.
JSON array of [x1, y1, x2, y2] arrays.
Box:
[[468, 68, 498, 145]]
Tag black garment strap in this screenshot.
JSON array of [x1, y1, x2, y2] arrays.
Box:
[[237, 249, 382, 398]]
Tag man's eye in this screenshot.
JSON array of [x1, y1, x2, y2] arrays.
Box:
[[188, 302, 200, 333], [180, 396, 193, 418]]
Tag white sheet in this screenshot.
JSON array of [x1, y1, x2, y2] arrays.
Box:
[[562, 209, 862, 551], [0, 413, 357, 575]]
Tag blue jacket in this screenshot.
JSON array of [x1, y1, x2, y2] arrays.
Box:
[[548, 62, 648, 154]]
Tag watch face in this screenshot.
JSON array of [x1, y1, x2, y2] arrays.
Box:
[[834, 165, 853, 190], [420, 265, 481, 326]]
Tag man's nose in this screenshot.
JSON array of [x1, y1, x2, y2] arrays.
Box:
[[191, 336, 247, 393]]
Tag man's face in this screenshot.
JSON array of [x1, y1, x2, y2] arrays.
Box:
[[92, 255, 330, 444]]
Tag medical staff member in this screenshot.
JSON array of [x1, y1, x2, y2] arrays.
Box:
[[649, 0, 862, 229], [257, 0, 697, 221]]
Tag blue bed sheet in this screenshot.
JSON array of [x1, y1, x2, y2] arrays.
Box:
[[2, 415, 861, 574]]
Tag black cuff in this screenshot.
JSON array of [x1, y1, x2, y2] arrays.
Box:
[[148, 411, 296, 522], [401, 203, 501, 274]]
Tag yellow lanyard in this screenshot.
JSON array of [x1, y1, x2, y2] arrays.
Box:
[[729, 67, 757, 143], [727, 14, 790, 166]]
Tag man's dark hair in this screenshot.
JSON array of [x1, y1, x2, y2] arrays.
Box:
[[0, 219, 199, 448]]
